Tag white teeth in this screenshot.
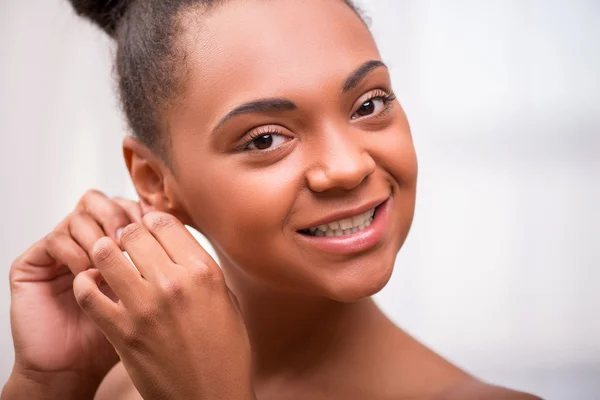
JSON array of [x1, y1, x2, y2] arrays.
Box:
[[339, 219, 353, 230], [318, 208, 373, 231], [352, 215, 363, 226], [304, 207, 376, 237]]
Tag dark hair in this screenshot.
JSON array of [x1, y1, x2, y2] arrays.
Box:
[[68, 0, 365, 165]]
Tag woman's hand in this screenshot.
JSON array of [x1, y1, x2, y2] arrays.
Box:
[[73, 211, 254, 400], [5, 191, 143, 398]]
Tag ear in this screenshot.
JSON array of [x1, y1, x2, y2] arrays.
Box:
[[122, 136, 192, 225]]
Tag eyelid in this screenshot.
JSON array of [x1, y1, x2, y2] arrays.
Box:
[[354, 88, 392, 107], [351, 88, 396, 119], [237, 125, 291, 152]]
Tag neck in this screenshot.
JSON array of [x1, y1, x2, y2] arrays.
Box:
[[216, 253, 395, 383]]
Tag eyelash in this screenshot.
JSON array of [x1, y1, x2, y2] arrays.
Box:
[[239, 89, 397, 152], [239, 126, 287, 152], [352, 89, 397, 120]]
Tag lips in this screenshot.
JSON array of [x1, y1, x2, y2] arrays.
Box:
[[296, 197, 388, 234], [300, 206, 375, 236], [294, 196, 392, 255]]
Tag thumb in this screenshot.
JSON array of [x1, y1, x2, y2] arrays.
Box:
[[73, 269, 121, 337]]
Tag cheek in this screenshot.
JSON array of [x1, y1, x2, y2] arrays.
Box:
[[372, 116, 418, 190], [371, 117, 418, 250], [188, 158, 301, 246], [191, 159, 309, 291]]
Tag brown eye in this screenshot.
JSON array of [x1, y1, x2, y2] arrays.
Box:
[[352, 98, 387, 120], [245, 132, 289, 151], [252, 134, 273, 150], [356, 100, 376, 117]]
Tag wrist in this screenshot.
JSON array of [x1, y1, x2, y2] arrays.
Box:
[[2, 367, 101, 400]]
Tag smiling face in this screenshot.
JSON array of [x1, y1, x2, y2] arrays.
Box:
[[147, 0, 417, 302]]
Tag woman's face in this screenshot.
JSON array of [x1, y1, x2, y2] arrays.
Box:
[[164, 0, 417, 301]]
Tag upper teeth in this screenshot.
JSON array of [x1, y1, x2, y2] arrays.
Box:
[[308, 208, 375, 236]]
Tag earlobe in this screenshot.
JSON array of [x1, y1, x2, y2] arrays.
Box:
[[122, 136, 171, 214], [122, 136, 193, 226]]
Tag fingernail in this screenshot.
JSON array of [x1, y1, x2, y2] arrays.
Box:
[[116, 228, 124, 242]]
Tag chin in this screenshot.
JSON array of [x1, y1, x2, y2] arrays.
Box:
[[325, 258, 395, 303]]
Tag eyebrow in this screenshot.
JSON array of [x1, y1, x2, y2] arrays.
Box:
[[211, 60, 387, 135], [212, 98, 297, 134], [342, 60, 387, 93]]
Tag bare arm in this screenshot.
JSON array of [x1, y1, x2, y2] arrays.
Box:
[[1, 370, 98, 400], [94, 363, 143, 400], [441, 379, 544, 400]]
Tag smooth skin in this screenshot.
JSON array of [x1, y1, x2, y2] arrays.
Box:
[[4, 0, 542, 399]]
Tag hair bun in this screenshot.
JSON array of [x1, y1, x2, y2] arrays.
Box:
[[68, 0, 131, 36]]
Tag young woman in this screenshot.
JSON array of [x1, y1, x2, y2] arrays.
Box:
[[3, 0, 542, 399]]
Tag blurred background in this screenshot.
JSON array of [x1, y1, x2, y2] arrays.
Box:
[[0, 0, 598, 398]]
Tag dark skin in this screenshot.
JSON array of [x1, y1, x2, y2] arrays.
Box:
[[4, 0, 542, 399]]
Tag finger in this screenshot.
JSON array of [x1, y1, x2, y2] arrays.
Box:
[[73, 268, 121, 335], [91, 237, 144, 305], [11, 234, 90, 283], [69, 211, 106, 255], [77, 190, 132, 241], [119, 223, 174, 281], [142, 212, 217, 269], [112, 198, 143, 223], [45, 232, 92, 275], [15, 236, 64, 269], [53, 213, 74, 235]]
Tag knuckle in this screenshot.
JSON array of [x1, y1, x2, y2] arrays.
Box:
[[68, 210, 87, 226], [209, 269, 226, 287], [143, 212, 177, 233], [134, 303, 158, 327], [68, 211, 91, 234], [98, 204, 130, 230], [74, 286, 95, 310], [8, 259, 20, 287], [71, 250, 91, 273], [108, 201, 130, 219], [108, 212, 129, 230], [9, 241, 42, 288], [157, 276, 187, 303], [91, 238, 117, 265], [119, 223, 144, 244], [191, 264, 224, 287], [113, 197, 137, 207], [121, 325, 145, 351], [82, 189, 103, 203], [44, 232, 70, 253], [70, 209, 88, 219], [44, 231, 63, 245]]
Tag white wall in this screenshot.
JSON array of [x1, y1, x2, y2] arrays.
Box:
[[1, 1, 598, 398]]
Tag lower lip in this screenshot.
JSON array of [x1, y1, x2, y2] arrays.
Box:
[[296, 197, 391, 255]]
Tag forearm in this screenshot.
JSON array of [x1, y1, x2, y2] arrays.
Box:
[[1, 370, 100, 400]]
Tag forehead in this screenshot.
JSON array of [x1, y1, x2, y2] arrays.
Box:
[[176, 0, 380, 114]]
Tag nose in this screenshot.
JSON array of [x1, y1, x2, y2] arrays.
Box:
[[305, 128, 376, 193]]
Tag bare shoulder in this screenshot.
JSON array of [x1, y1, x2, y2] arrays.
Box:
[[438, 379, 544, 400], [94, 362, 142, 400]]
